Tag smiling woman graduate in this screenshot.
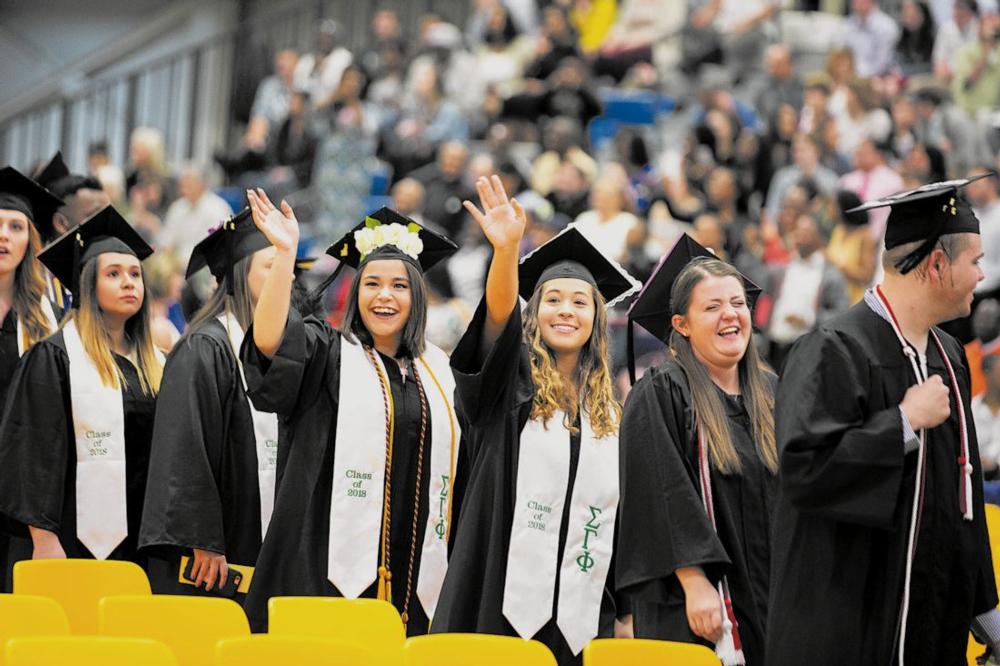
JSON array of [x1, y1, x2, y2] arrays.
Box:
[[0, 206, 162, 587], [238, 189, 461, 635], [428, 176, 641, 666], [616, 234, 775, 666]]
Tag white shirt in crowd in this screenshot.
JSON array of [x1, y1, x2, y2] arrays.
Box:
[[769, 251, 826, 345], [973, 395, 1000, 468], [570, 211, 640, 264], [158, 191, 234, 262], [976, 199, 1000, 293]]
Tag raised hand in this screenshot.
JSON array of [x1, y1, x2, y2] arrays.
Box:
[[463, 175, 526, 253], [247, 188, 299, 253]]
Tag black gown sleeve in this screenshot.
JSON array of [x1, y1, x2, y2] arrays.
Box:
[[139, 334, 235, 554], [777, 328, 907, 529], [241, 309, 340, 418], [449, 299, 526, 431], [616, 368, 731, 605], [0, 340, 70, 532]]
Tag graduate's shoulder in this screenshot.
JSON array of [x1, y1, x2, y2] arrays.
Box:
[[167, 320, 236, 365], [797, 301, 888, 358], [930, 324, 966, 361], [632, 356, 690, 402]]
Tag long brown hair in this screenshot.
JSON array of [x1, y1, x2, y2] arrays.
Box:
[[183, 254, 256, 339], [523, 282, 621, 439], [669, 257, 776, 474], [71, 255, 162, 395], [13, 222, 54, 348]]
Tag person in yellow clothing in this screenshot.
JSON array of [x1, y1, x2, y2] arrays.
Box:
[[571, 0, 617, 55]]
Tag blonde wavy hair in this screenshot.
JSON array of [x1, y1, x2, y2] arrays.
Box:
[[14, 222, 55, 348], [522, 283, 621, 439]]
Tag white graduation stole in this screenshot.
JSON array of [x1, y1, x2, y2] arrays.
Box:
[[328, 338, 460, 616], [63, 319, 128, 560], [15, 298, 58, 357], [218, 313, 280, 540], [503, 411, 620, 655]]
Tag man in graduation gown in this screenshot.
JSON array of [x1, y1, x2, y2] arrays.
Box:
[[767, 177, 1000, 666]]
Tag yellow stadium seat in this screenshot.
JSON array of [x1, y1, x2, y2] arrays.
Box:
[[0, 595, 71, 666], [403, 634, 557, 666], [216, 635, 383, 666], [968, 503, 1000, 665], [99, 595, 249, 666], [268, 596, 404, 663], [12, 559, 150, 634], [5, 636, 176, 666], [584, 638, 720, 666]]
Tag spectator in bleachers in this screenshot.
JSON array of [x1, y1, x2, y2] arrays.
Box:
[[933, 0, 981, 80], [297, 20, 353, 111], [764, 212, 850, 370], [902, 140, 949, 183], [705, 165, 750, 257], [764, 132, 840, 224], [839, 137, 905, 240], [511, 56, 601, 127], [912, 85, 988, 173], [269, 89, 319, 189], [529, 116, 597, 196], [592, 0, 686, 82], [897, 0, 938, 74], [704, 0, 783, 87], [832, 79, 894, 157], [890, 92, 921, 157], [359, 9, 407, 83], [390, 177, 427, 226], [570, 0, 617, 56], [973, 354, 1000, 484], [45, 174, 111, 239], [408, 141, 475, 239], [611, 127, 657, 213], [143, 251, 185, 353], [523, 6, 580, 82], [827, 189, 878, 304], [314, 66, 379, 239], [836, 0, 900, 78], [754, 103, 798, 196], [951, 13, 1000, 115], [546, 161, 592, 220], [754, 44, 805, 131], [127, 176, 163, 243], [968, 165, 1000, 298], [126, 127, 174, 204], [825, 47, 858, 120], [571, 174, 641, 263], [244, 49, 299, 152], [157, 164, 233, 263], [691, 212, 728, 258]]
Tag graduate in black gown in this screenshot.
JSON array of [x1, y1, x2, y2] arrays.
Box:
[[239, 189, 461, 634], [767, 176, 1000, 666], [0, 166, 63, 592], [616, 235, 776, 665], [0, 206, 161, 588], [430, 176, 641, 665], [140, 208, 276, 601]]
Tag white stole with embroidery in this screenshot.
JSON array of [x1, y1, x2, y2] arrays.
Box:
[[328, 338, 460, 619], [217, 312, 279, 539], [503, 410, 620, 655], [63, 319, 128, 560]]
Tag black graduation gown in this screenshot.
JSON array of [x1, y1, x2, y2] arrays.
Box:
[[0, 330, 155, 589], [0, 309, 20, 593], [430, 302, 619, 666], [139, 319, 268, 600], [616, 359, 775, 665], [239, 310, 436, 634], [767, 302, 998, 666]]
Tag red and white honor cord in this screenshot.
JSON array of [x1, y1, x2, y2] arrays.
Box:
[[696, 422, 745, 665], [873, 285, 973, 666]]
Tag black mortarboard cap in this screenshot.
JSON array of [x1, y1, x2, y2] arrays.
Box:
[[517, 226, 640, 306], [186, 208, 272, 293], [34, 151, 70, 191], [38, 205, 153, 307], [847, 173, 995, 274], [0, 165, 64, 239], [324, 207, 457, 273], [626, 233, 762, 382]]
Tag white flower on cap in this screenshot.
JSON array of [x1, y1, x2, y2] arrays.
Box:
[[353, 221, 424, 261]]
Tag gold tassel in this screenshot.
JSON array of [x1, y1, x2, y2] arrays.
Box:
[[377, 565, 392, 603]]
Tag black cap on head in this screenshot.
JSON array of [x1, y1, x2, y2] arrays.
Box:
[[38, 205, 153, 307], [517, 226, 641, 307], [324, 207, 457, 273], [34, 151, 71, 191], [847, 173, 995, 274], [186, 208, 273, 293], [0, 165, 64, 239], [628, 233, 762, 342]]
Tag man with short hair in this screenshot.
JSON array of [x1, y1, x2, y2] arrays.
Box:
[[839, 138, 905, 242], [767, 175, 1000, 665], [837, 0, 900, 77], [157, 165, 233, 262]]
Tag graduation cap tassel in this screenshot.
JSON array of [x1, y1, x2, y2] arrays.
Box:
[[71, 232, 82, 308], [894, 236, 940, 275], [224, 215, 236, 296]]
